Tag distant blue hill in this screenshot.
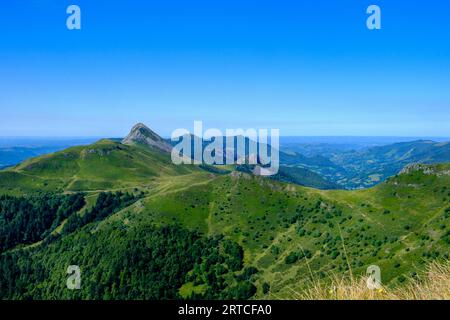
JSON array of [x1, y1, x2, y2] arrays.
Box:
[[1, 136, 449, 191]]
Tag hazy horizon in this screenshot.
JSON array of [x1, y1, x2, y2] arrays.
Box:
[[1, 135, 449, 146]]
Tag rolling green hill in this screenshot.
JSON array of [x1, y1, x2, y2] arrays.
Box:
[[0, 139, 202, 195], [109, 163, 449, 298], [0, 130, 448, 300]]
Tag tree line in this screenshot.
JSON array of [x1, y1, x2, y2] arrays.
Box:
[[0, 193, 85, 252]]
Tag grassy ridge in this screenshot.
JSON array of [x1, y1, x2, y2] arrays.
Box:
[[0, 140, 448, 299], [98, 165, 449, 298], [0, 139, 200, 194]]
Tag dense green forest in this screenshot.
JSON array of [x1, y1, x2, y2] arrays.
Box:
[[0, 135, 448, 300], [0, 193, 85, 252], [0, 225, 255, 300], [0, 192, 257, 300]]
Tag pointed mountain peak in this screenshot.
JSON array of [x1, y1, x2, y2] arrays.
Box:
[[122, 123, 172, 153]]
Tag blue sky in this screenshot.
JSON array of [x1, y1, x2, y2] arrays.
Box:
[[0, 0, 449, 137]]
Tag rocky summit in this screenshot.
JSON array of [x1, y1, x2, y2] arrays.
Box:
[[122, 123, 172, 153]]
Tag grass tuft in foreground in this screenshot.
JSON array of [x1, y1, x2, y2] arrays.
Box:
[[285, 260, 449, 300]]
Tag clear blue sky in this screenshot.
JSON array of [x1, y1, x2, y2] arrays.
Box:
[[1, 0, 449, 137]]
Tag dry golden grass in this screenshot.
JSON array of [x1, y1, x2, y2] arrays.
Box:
[[289, 261, 449, 300], [385, 261, 450, 300]]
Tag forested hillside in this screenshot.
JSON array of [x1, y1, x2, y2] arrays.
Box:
[[0, 137, 448, 300]]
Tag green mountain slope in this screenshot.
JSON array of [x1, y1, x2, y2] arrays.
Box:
[[0, 132, 448, 300], [166, 133, 338, 190], [117, 163, 449, 298], [235, 164, 339, 189], [0, 139, 201, 194]]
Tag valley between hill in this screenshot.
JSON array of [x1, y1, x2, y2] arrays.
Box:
[[0, 129, 448, 300]]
